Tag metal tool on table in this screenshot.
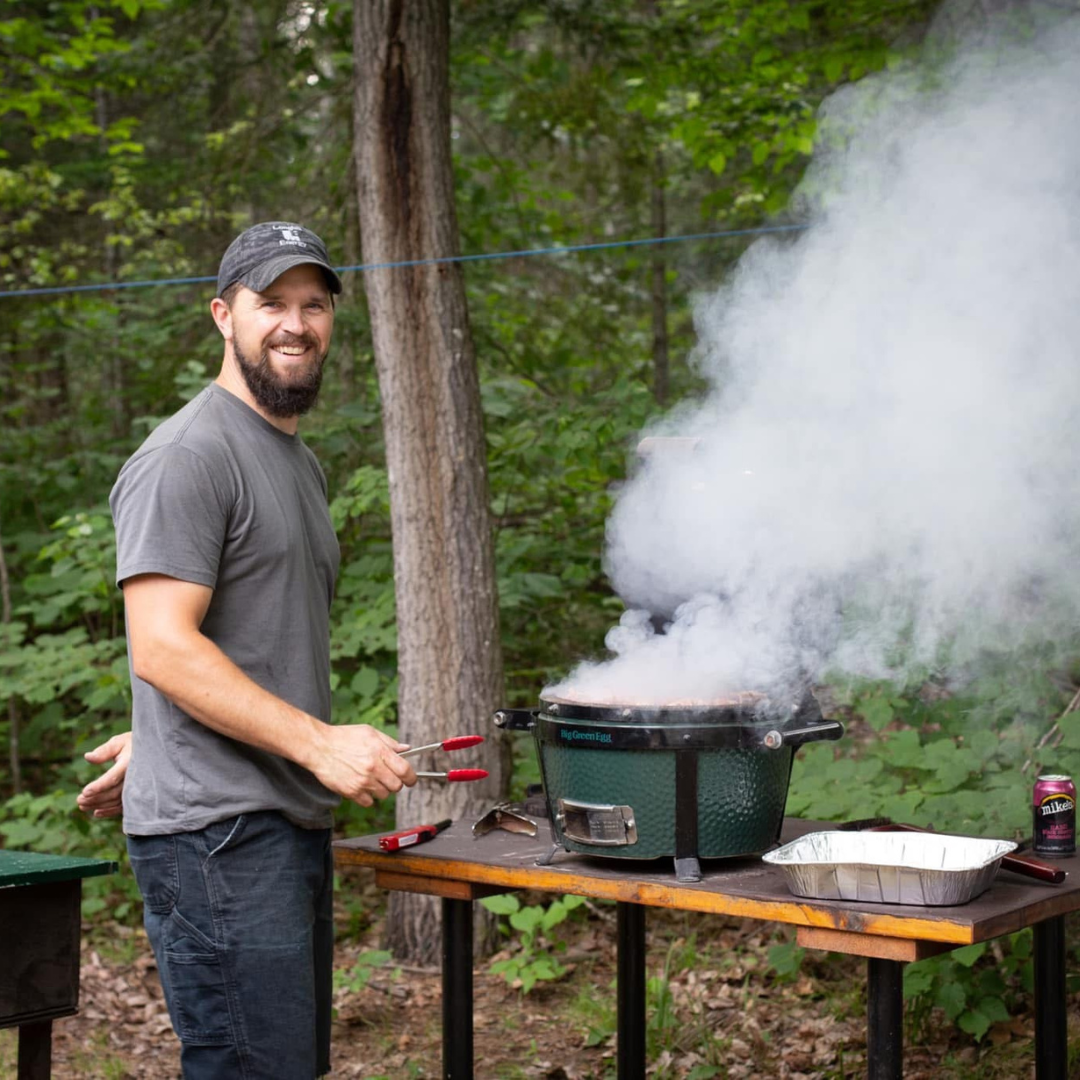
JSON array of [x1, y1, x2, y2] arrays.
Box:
[[379, 819, 452, 852], [398, 734, 489, 783], [472, 802, 538, 838]]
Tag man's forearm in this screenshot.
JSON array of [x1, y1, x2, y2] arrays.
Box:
[[122, 573, 415, 806], [135, 628, 415, 805], [133, 627, 329, 772]]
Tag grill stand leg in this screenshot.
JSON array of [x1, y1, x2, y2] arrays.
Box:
[[617, 902, 647, 1080], [673, 752, 701, 883], [1034, 915, 1066, 1080], [17, 1021, 52, 1080], [674, 856, 701, 882], [535, 842, 561, 867], [867, 957, 903, 1080], [441, 897, 473, 1080]]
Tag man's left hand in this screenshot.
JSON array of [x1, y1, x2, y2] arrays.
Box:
[[77, 731, 132, 818]]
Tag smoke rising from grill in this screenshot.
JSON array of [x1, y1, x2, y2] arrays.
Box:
[[552, 10, 1080, 706]]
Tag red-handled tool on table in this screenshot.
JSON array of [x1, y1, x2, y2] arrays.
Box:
[[379, 818, 452, 852]]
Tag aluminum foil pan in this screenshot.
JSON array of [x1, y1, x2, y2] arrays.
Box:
[[763, 831, 1018, 906]]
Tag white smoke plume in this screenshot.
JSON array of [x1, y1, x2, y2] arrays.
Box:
[[551, 7, 1080, 706]]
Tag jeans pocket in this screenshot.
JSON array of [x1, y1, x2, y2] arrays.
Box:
[[200, 814, 248, 859], [163, 911, 234, 1046], [127, 834, 179, 915]]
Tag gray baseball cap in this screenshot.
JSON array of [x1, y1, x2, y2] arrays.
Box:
[[217, 221, 343, 297]]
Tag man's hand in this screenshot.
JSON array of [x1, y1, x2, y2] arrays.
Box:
[[309, 724, 417, 808], [77, 732, 132, 819]]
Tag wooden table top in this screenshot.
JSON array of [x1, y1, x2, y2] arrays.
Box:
[[0, 850, 118, 889], [334, 817, 1080, 948]]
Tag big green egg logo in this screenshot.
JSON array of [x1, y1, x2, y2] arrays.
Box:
[[559, 728, 613, 744]]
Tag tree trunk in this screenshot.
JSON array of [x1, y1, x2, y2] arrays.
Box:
[[352, 0, 507, 965], [0, 510, 20, 796], [336, 147, 363, 406], [650, 149, 670, 407], [95, 80, 130, 438]]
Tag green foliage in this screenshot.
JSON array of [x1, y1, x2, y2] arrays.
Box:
[[574, 932, 732, 1077], [903, 934, 1032, 1043], [649, 936, 735, 1076], [647, 944, 687, 1059], [333, 949, 398, 995], [481, 892, 586, 993], [487, 374, 656, 697], [0, 790, 80, 851], [766, 939, 806, 983], [786, 650, 1069, 840]]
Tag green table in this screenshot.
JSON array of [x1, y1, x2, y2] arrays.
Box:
[[0, 850, 117, 1080]]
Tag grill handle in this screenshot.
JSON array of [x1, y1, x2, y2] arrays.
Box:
[[763, 719, 845, 750], [493, 709, 539, 732]]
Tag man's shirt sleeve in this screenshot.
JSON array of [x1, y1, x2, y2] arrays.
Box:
[[110, 444, 229, 589]]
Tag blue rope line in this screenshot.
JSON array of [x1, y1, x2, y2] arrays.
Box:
[[0, 223, 807, 300]]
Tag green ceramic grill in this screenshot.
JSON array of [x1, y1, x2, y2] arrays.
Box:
[[494, 693, 843, 882]]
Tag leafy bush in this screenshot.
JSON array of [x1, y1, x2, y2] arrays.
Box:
[[903, 936, 1031, 1042], [481, 892, 587, 992]]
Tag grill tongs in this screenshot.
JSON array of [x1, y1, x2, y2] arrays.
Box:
[[398, 735, 488, 782]]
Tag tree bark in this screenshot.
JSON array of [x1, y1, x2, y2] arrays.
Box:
[[0, 510, 20, 795], [336, 146, 363, 406], [95, 80, 130, 438], [352, 0, 507, 965], [650, 149, 670, 407]]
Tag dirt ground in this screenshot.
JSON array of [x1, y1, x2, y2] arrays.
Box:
[[2, 867, 1076, 1079]]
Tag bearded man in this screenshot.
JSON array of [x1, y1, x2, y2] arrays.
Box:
[[78, 222, 416, 1079]]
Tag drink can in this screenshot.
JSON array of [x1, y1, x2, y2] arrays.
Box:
[[1033, 774, 1076, 857]]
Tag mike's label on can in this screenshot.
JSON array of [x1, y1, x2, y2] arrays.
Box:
[[1033, 773, 1076, 857]]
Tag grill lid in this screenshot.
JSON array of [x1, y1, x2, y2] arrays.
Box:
[[494, 689, 843, 749], [539, 690, 794, 726]]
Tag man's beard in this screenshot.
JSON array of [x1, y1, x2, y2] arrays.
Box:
[[234, 335, 326, 418]]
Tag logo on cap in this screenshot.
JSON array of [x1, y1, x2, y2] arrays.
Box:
[[273, 224, 307, 248]]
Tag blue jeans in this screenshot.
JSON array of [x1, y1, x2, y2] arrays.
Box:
[[127, 811, 333, 1079]]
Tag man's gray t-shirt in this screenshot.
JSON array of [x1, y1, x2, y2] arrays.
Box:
[[110, 383, 342, 835]]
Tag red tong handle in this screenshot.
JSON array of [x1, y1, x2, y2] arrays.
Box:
[[445, 768, 488, 782], [378, 819, 452, 852], [414, 768, 490, 782], [441, 735, 484, 751], [869, 823, 1066, 884], [398, 735, 485, 758]]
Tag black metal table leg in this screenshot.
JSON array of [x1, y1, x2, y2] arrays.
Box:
[[441, 897, 473, 1080], [867, 957, 903, 1080], [1034, 915, 1066, 1080], [617, 901, 647, 1080], [17, 1020, 52, 1080]]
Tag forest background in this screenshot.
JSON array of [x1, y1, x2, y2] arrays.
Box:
[[2, 0, 1079, 1073]]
